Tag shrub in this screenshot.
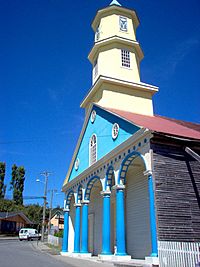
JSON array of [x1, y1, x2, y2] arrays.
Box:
[[54, 230, 63, 238]]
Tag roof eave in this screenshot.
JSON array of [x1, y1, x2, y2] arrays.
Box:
[[80, 76, 158, 109], [92, 5, 140, 32], [88, 36, 144, 63]]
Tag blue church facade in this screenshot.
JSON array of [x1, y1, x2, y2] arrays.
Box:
[[61, 1, 200, 266], [61, 103, 158, 262]]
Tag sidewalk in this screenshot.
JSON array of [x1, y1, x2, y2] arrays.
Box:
[[32, 241, 114, 267], [0, 234, 19, 240], [32, 241, 154, 267]]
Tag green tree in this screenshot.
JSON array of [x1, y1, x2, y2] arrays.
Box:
[[0, 199, 21, 212], [0, 162, 6, 199], [10, 164, 25, 205], [0, 199, 49, 230], [17, 167, 25, 205]]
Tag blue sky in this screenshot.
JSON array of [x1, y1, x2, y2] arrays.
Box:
[[0, 0, 199, 208]]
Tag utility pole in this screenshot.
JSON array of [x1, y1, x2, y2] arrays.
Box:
[[37, 171, 52, 242], [48, 189, 57, 235]]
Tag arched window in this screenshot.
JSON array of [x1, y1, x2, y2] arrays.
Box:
[[89, 134, 97, 166]]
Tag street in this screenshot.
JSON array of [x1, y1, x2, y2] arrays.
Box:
[[0, 239, 71, 267], [0, 239, 114, 267]]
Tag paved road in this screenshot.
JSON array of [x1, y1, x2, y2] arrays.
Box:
[[0, 239, 115, 267], [0, 239, 74, 267]]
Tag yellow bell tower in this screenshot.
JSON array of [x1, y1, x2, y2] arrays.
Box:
[[81, 0, 158, 116]]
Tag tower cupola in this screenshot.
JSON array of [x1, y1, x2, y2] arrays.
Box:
[[89, 2, 143, 85], [81, 2, 158, 116]]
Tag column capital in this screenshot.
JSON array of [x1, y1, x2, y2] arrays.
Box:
[[81, 199, 90, 205], [63, 208, 70, 212], [74, 203, 82, 207], [101, 190, 111, 196], [112, 184, 125, 191], [143, 170, 153, 176]]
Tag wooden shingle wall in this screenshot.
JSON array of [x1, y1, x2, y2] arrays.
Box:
[[151, 136, 200, 242]]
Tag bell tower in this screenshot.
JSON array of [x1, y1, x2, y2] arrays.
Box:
[[81, 0, 158, 116]]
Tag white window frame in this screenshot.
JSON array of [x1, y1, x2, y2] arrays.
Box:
[[119, 16, 128, 32], [89, 134, 97, 166], [121, 49, 130, 68]]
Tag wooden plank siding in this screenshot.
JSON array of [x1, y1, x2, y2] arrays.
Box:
[[151, 135, 200, 242]]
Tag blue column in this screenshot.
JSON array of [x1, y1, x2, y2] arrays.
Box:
[[116, 185, 127, 256], [62, 209, 69, 252], [148, 174, 158, 257], [101, 191, 112, 255], [81, 201, 89, 253], [74, 204, 81, 253]]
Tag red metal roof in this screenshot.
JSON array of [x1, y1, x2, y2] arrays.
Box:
[[104, 107, 200, 140]]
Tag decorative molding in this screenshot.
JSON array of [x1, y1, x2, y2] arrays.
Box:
[[100, 190, 111, 196], [74, 203, 82, 207], [63, 208, 70, 212], [62, 128, 151, 192], [63, 130, 153, 197], [81, 199, 90, 204], [112, 184, 125, 190]]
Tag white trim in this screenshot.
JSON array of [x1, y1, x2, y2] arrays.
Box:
[[63, 105, 94, 185], [74, 203, 82, 207], [62, 128, 152, 192]]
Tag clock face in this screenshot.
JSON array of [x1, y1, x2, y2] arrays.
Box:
[[119, 16, 128, 32]]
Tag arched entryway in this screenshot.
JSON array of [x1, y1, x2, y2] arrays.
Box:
[[85, 176, 102, 255], [125, 156, 151, 258], [105, 166, 116, 254], [66, 191, 75, 253]]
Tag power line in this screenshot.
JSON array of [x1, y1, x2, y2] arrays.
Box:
[[5, 195, 45, 200], [0, 133, 130, 145]]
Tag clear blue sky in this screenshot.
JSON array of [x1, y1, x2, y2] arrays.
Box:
[[0, 0, 199, 208]]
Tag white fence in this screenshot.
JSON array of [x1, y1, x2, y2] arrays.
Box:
[[158, 241, 200, 267], [48, 235, 63, 247]]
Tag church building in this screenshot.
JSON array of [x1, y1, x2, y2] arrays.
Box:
[[61, 1, 200, 266]]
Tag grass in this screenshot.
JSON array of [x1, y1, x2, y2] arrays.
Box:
[[46, 243, 62, 252]]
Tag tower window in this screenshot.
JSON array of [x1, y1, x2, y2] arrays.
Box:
[[119, 16, 128, 32], [95, 26, 100, 41], [89, 134, 97, 166], [93, 58, 98, 78], [121, 50, 130, 68]]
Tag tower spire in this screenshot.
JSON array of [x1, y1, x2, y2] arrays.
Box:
[[109, 0, 121, 6]]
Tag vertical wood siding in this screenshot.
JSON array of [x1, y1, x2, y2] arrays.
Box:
[[151, 139, 200, 242], [126, 166, 151, 258]]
